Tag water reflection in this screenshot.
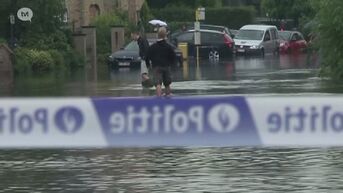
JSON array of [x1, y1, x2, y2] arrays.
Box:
[[6, 53, 340, 97], [1, 148, 343, 192]]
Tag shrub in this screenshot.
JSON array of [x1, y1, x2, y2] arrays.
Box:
[[48, 50, 66, 71], [140, 1, 155, 32], [14, 48, 68, 75], [63, 49, 85, 70], [27, 49, 55, 73], [91, 12, 131, 55], [0, 38, 5, 44], [14, 48, 32, 75], [20, 30, 72, 51]]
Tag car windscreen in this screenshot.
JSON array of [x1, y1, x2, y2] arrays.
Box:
[[235, 30, 264, 40], [279, 31, 292, 41], [125, 41, 139, 51]]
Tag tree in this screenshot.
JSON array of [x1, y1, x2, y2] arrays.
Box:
[[0, 0, 67, 49], [289, 0, 314, 27], [315, 0, 343, 80], [261, 0, 314, 28], [139, 0, 154, 33], [147, 0, 221, 9], [0, 0, 14, 39], [261, 0, 291, 20]]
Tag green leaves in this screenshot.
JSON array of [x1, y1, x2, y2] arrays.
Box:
[[315, 0, 343, 80]]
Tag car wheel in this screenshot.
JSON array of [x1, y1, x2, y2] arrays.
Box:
[[287, 48, 291, 54], [261, 48, 265, 57], [177, 58, 183, 67], [209, 50, 220, 61], [109, 62, 119, 69]]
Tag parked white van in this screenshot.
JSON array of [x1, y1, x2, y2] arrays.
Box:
[[234, 25, 279, 56]]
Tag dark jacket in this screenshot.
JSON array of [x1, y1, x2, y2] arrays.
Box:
[[137, 36, 149, 59], [145, 40, 176, 68]]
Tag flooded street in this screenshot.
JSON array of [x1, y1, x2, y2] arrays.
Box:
[[95, 54, 327, 97], [2, 54, 343, 192], [9, 53, 338, 97], [2, 148, 343, 193], [2, 53, 335, 97]]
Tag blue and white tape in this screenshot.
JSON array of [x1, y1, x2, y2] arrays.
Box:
[[0, 96, 342, 148]]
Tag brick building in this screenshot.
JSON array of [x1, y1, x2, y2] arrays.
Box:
[[65, 0, 144, 31]]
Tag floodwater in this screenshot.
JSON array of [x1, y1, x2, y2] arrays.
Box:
[[2, 148, 343, 193], [2, 53, 343, 192], [5, 53, 341, 97]]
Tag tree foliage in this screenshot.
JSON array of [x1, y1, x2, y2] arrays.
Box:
[[315, 0, 343, 80], [91, 12, 129, 55], [0, 0, 84, 74], [147, 0, 221, 9], [0, 0, 66, 44], [261, 0, 314, 27]]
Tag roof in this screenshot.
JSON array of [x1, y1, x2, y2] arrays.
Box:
[[240, 25, 277, 31], [187, 29, 224, 34], [279, 30, 302, 34], [0, 44, 14, 55]]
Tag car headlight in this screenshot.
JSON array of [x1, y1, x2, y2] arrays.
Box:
[[250, 45, 259, 49], [108, 55, 113, 61]]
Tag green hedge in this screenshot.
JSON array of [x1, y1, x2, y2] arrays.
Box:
[[0, 38, 5, 44], [151, 6, 256, 30], [14, 48, 82, 75], [15, 48, 55, 74]]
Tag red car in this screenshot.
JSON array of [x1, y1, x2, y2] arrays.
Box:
[[279, 31, 307, 54]]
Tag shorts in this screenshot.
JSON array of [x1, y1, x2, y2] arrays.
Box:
[[153, 66, 172, 87]]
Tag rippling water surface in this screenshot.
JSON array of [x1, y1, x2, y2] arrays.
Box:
[[1, 148, 343, 192]]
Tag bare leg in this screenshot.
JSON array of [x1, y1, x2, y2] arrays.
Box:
[[165, 86, 171, 96], [156, 84, 162, 96]]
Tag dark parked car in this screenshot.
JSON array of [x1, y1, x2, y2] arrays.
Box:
[[171, 29, 235, 60], [279, 31, 307, 54], [175, 24, 236, 39], [108, 39, 183, 69]]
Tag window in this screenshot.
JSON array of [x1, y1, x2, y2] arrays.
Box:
[[296, 33, 304, 40], [279, 31, 292, 41], [89, 4, 100, 21], [235, 30, 264, 40], [264, 31, 271, 41], [201, 32, 222, 44], [176, 32, 193, 43], [124, 41, 139, 51], [291, 33, 301, 41], [270, 29, 277, 40]]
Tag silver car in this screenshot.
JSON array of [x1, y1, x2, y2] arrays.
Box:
[[234, 25, 280, 56]]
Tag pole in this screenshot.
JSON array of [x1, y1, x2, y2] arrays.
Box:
[[9, 15, 15, 48], [9, 0, 17, 48], [197, 45, 199, 67]]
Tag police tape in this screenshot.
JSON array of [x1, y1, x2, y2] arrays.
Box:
[[0, 96, 343, 148]]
